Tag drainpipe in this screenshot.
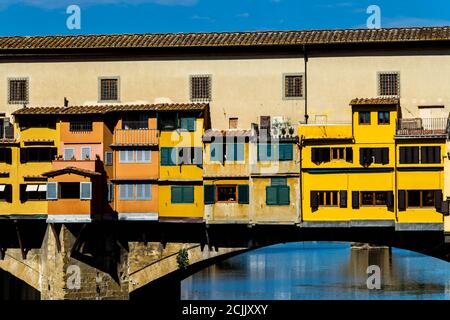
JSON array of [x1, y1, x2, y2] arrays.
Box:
[[303, 44, 309, 124]]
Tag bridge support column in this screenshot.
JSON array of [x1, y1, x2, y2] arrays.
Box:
[[40, 225, 129, 300]]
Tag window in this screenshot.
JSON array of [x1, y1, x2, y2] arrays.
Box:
[[378, 111, 390, 125], [312, 147, 353, 164], [136, 184, 152, 200], [258, 144, 275, 161], [0, 185, 12, 202], [217, 186, 237, 202], [0, 148, 12, 164], [359, 148, 389, 165], [161, 147, 202, 165], [171, 186, 194, 204], [378, 72, 400, 96], [161, 147, 177, 166], [80, 147, 91, 160], [361, 191, 388, 206], [105, 152, 113, 166], [119, 150, 135, 163], [158, 113, 178, 131], [21, 184, 47, 201], [266, 178, 290, 206], [135, 150, 151, 163], [122, 114, 148, 129], [20, 148, 57, 163], [64, 148, 75, 161], [421, 146, 440, 164], [399, 147, 420, 164], [59, 182, 80, 199], [210, 143, 223, 161], [359, 111, 371, 125], [8, 78, 29, 104], [229, 118, 238, 129], [119, 184, 135, 200], [99, 77, 119, 102], [70, 120, 93, 132], [190, 75, 211, 101], [406, 190, 436, 208], [258, 144, 293, 161], [225, 143, 244, 161], [331, 148, 345, 161], [46, 182, 58, 200], [107, 183, 114, 202], [80, 182, 92, 200], [180, 117, 196, 132], [279, 144, 293, 161], [317, 191, 339, 207], [284, 74, 304, 99]]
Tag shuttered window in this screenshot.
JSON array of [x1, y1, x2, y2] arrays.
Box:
[[258, 144, 275, 161], [46, 182, 58, 200], [279, 144, 293, 161], [266, 186, 290, 206], [0, 148, 13, 164], [311, 148, 331, 164], [238, 185, 250, 204], [171, 186, 194, 204], [160, 147, 177, 166], [399, 147, 420, 164], [340, 191, 347, 208], [406, 190, 438, 208], [352, 191, 360, 209], [226, 143, 245, 161], [180, 117, 196, 132], [210, 143, 223, 161], [204, 185, 216, 204], [421, 146, 440, 164], [359, 148, 389, 165]]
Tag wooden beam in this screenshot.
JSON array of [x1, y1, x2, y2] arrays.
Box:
[[50, 224, 61, 253], [14, 220, 28, 260]]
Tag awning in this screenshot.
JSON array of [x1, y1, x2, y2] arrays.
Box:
[[0, 185, 5, 192], [38, 185, 47, 192], [25, 185, 39, 192]]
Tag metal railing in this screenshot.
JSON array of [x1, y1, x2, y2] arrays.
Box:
[[70, 121, 93, 132], [396, 118, 449, 137], [113, 128, 159, 146]]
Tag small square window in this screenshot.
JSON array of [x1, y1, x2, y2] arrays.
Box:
[[378, 111, 390, 125], [359, 111, 371, 125], [8, 78, 29, 104], [378, 72, 400, 97], [190, 75, 211, 101], [284, 74, 304, 99], [99, 77, 119, 102], [229, 118, 239, 129]]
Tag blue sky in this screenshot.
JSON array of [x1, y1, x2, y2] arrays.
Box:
[[1, 0, 450, 36]]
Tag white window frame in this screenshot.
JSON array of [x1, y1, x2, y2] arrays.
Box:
[[80, 147, 92, 160], [136, 184, 152, 200], [119, 150, 135, 163], [136, 150, 152, 163], [80, 182, 92, 200], [63, 148, 75, 161], [119, 184, 135, 200], [46, 182, 58, 200], [105, 151, 113, 166]]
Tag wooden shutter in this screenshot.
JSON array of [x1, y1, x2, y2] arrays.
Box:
[[20, 184, 26, 202], [352, 191, 359, 209], [182, 186, 194, 203], [266, 186, 277, 205], [160, 148, 169, 165], [345, 147, 353, 163], [421, 147, 428, 163], [204, 185, 216, 204], [322, 148, 330, 162], [5, 148, 12, 164], [6, 185, 12, 203], [435, 190, 443, 212], [412, 147, 419, 163], [20, 148, 27, 164], [398, 190, 406, 211], [440, 200, 449, 216], [171, 186, 182, 203], [359, 149, 367, 165], [340, 191, 347, 208], [381, 148, 389, 164], [278, 186, 290, 205], [311, 148, 318, 163], [386, 191, 394, 208], [279, 144, 293, 161], [400, 147, 407, 164], [433, 147, 441, 164], [238, 185, 249, 204], [310, 191, 319, 209]]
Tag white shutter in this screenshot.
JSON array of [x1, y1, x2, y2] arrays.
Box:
[[80, 182, 92, 200], [64, 148, 75, 160], [46, 182, 58, 200]]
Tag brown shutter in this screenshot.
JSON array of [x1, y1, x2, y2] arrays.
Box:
[[398, 190, 406, 211], [400, 147, 407, 164], [435, 190, 443, 212], [340, 191, 347, 208], [345, 147, 353, 163], [352, 191, 359, 209], [310, 191, 319, 209], [386, 191, 394, 208], [412, 147, 419, 163]]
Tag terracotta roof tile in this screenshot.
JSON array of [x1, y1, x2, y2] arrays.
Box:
[[350, 98, 400, 105], [13, 103, 209, 115], [42, 167, 101, 178], [2, 27, 450, 51]]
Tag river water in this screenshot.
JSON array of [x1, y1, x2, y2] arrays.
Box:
[[181, 242, 450, 300]]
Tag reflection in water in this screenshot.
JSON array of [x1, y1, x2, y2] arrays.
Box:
[[181, 242, 450, 300]]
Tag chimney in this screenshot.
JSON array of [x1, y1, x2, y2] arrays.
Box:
[[64, 97, 69, 107]]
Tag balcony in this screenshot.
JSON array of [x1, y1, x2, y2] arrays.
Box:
[[113, 128, 159, 146], [396, 118, 449, 139]]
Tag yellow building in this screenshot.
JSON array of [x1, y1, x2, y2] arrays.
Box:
[[157, 104, 210, 221], [300, 98, 447, 230]]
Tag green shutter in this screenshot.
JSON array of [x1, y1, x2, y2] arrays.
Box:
[[204, 185, 215, 204], [279, 144, 293, 161], [180, 117, 196, 131], [171, 186, 182, 203], [238, 185, 249, 204], [277, 186, 290, 205], [266, 186, 278, 205], [161, 147, 176, 166], [210, 143, 222, 161], [182, 186, 195, 203]]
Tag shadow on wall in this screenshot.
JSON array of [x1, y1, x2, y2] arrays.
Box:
[[0, 269, 40, 300]]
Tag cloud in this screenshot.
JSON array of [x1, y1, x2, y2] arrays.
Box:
[[191, 15, 215, 23], [0, 0, 198, 10]]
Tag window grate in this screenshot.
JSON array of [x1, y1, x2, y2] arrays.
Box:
[[100, 78, 119, 101], [8, 78, 29, 104], [70, 120, 93, 132], [378, 72, 400, 96], [284, 75, 303, 98], [190, 75, 211, 101]]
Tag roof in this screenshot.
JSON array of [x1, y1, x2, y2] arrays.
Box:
[[42, 167, 101, 178], [350, 98, 400, 106], [13, 103, 209, 116], [2, 26, 450, 51]]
